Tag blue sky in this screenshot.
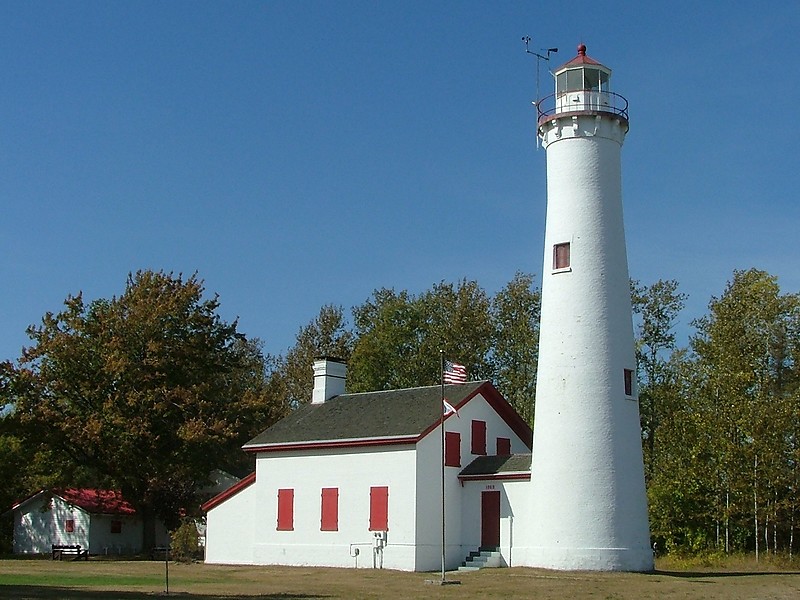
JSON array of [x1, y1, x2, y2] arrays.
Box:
[[1, 1, 798, 363]]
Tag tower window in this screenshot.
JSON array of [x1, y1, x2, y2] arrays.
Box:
[[624, 369, 634, 397], [553, 242, 571, 270]]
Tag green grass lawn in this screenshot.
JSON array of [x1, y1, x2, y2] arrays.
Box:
[[1, 556, 799, 599]]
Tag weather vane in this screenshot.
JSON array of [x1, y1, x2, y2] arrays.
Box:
[[522, 36, 558, 103], [522, 37, 558, 148]]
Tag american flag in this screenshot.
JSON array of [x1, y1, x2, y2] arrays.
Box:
[[443, 360, 467, 384]]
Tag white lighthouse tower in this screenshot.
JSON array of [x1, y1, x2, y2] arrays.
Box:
[[525, 44, 653, 571]]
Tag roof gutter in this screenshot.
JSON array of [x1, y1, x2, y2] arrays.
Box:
[[243, 434, 419, 454]]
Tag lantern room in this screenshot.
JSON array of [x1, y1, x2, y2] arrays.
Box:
[[555, 44, 611, 96], [537, 44, 628, 126]]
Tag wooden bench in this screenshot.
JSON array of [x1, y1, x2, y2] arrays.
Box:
[[52, 544, 89, 561]]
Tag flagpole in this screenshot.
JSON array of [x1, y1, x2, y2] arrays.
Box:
[[424, 353, 460, 587], [439, 349, 446, 582]]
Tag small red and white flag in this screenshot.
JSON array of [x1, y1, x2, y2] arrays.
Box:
[[443, 360, 467, 384], [443, 398, 459, 417]]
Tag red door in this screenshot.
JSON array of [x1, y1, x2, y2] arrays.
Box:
[[481, 490, 501, 548]]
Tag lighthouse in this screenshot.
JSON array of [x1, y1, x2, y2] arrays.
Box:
[[524, 44, 653, 571]]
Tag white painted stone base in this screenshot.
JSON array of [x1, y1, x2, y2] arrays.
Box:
[[522, 545, 654, 572]]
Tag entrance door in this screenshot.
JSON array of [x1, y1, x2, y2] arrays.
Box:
[[480, 490, 500, 548]]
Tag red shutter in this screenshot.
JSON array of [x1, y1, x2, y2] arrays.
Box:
[[321, 488, 339, 531], [471, 420, 487, 455], [445, 431, 461, 467], [369, 486, 389, 531], [65, 519, 75, 533], [277, 488, 294, 531], [496, 437, 511, 456]]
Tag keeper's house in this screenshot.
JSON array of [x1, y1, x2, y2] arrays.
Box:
[[203, 358, 532, 571]]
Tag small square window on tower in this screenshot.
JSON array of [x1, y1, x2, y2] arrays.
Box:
[[65, 519, 75, 533], [553, 242, 571, 270], [624, 368, 634, 397]]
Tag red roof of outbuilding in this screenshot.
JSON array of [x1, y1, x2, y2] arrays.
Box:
[[558, 43, 605, 69], [54, 489, 137, 516], [7, 488, 137, 518]]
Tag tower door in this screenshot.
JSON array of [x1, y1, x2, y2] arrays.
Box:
[[480, 490, 501, 548]]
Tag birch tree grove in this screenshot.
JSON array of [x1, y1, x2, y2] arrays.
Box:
[[689, 269, 800, 557], [642, 269, 800, 556]]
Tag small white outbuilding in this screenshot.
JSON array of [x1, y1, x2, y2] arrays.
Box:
[[9, 488, 168, 556], [203, 358, 533, 572]]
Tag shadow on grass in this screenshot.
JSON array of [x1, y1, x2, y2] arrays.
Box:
[[0, 586, 329, 599], [654, 569, 800, 578]]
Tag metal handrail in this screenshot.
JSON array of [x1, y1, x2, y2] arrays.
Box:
[[536, 90, 629, 124]]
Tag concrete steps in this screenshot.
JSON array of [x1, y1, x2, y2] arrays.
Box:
[[458, 546, 505, 571]]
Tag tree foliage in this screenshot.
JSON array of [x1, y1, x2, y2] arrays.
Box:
[[273, 276, 538, 423], [170, 518, 201, 562], [8, 264, 800, 560], [644, 269, 800, 556], [490, 272, 540, 425], [631, 279, 687, 479], [7, 271, 281, 541], [690, 269, 800, 557], [267, 304, 354, 407], [347, 280, 494, 392]]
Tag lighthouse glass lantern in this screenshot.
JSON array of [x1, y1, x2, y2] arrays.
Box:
[[545, 44, 626, 121]]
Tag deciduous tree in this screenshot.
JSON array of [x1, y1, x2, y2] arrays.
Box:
[[691, 269, 800, 556], [631, 279, 687, 479], [267, 304, 354, 406], [9, 271, 280, 546], [490, 272, 540, 425], [347, 280, 494, 392]]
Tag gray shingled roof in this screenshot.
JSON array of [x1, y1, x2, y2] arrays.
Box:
[[459, 453, 532, 477], [244, 381, 486, 449]]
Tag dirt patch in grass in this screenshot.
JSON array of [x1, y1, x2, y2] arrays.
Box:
[[0, 558, 799, 599]]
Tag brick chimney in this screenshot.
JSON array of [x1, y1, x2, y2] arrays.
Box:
[[311, 357, 347, 404]]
